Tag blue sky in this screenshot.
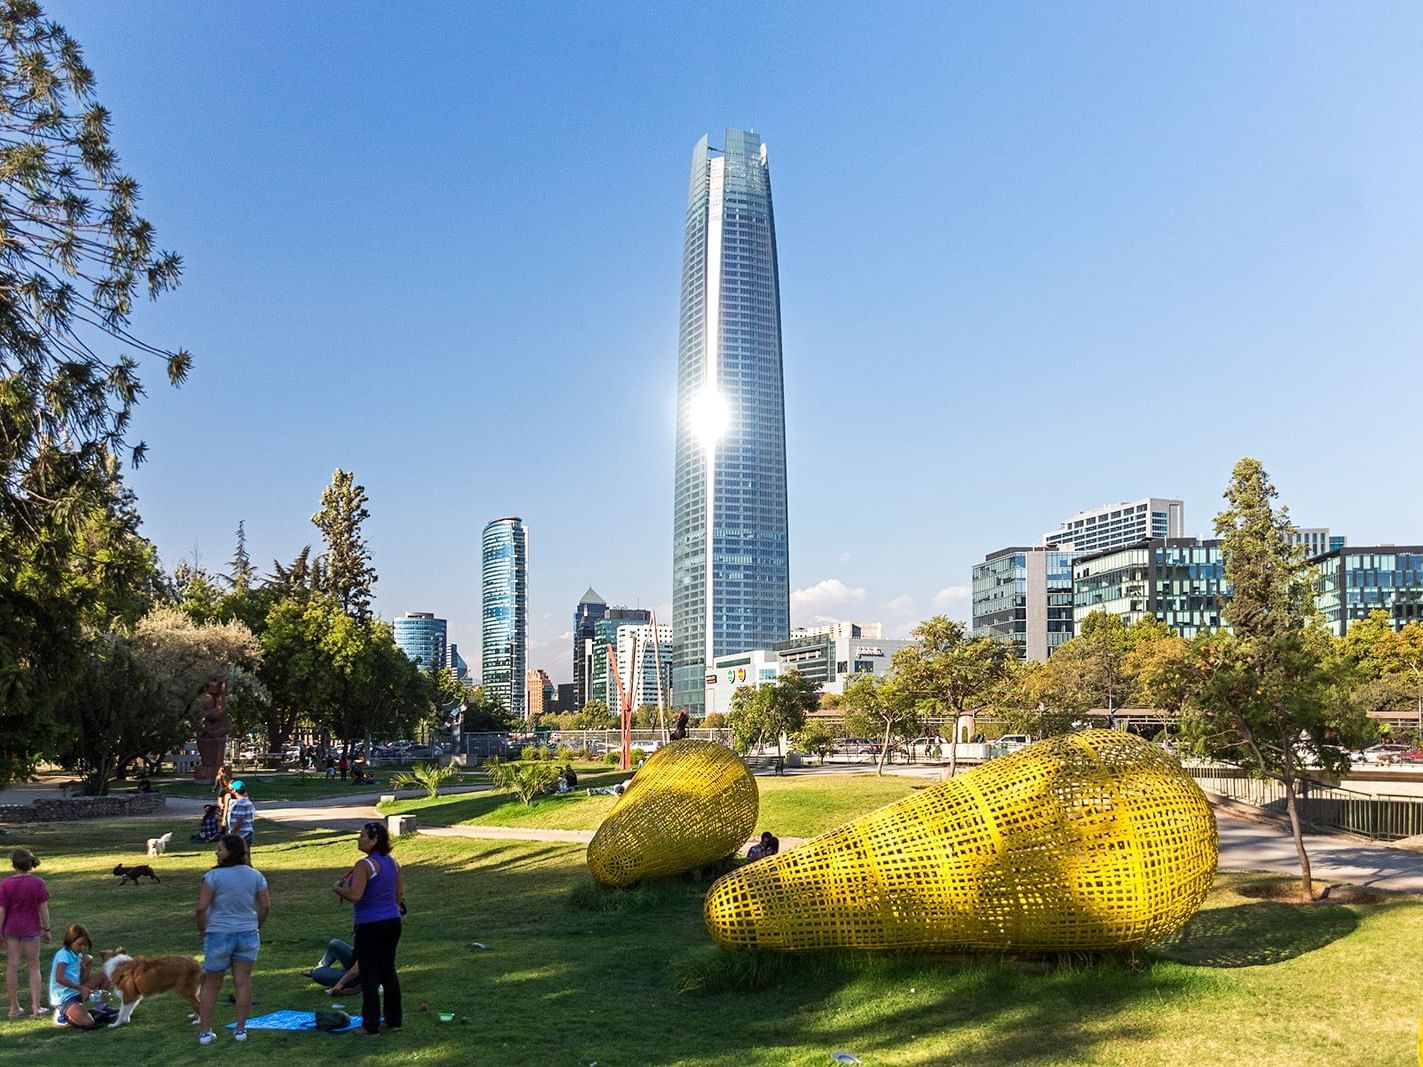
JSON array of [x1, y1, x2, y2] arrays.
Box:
[[49, 2, 1423, 682]]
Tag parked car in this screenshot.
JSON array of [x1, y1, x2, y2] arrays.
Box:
[[1356, 743, 1411, 765], [994, 734, 1033, 752]]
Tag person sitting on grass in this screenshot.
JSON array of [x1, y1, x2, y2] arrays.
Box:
[[302, 938, 360, 995], [191, 804, 221, 844], [49, 923, 115, 1029], [745, 831, 779, 862]]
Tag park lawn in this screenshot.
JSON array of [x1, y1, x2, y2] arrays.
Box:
[[0, 819, 1419, 1065], [382, 770, 924, 839], [150, 766, 465, 802]]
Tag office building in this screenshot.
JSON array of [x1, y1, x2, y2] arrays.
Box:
[[526, 669, 555, 719], [972, 547, 1075, 660], [392, 612, 447, 672], [1044, 498, 1185, 554], [482, 516, 528, 720], [1314, 546, 1423, 636], [616, 621, 674, 708], [448, 643, 469, 682], [703, 623, 910, 716], [1291, 528, 1346, 558], [590, 608, 651, 710], [572, 587, 608, 711], [554, 683, 577, 714], [1072, 538, 1226, 639], [672, 129, 791, 718]]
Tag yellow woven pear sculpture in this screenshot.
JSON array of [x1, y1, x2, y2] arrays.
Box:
[[587, 739, 758, 887], [704, 730, 1217, 952]]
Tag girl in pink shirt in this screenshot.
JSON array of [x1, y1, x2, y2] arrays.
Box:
[[0, 847, 52, 1018]]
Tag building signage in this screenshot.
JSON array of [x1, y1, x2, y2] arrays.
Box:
[[856, 647, 885, 657], [705, 673, 718, 686]]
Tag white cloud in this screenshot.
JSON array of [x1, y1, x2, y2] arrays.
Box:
[[791, 578, 867, 620], [884, 594, 914, 613], [933, 585, 972, 620]]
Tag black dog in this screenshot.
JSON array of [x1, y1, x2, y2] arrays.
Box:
[[113, 863, 161, 885]]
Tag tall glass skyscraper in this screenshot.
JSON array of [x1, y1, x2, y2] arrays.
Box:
[[392, 611, 447, 672], [672, 129, 790, 717], [481, 516, 528, 720]]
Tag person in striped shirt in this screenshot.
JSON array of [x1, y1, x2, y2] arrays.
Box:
[[226, 782, 256, 845]]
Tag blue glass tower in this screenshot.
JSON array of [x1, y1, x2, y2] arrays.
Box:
[[482, 516, 528, 720], [392, 611, 447, 672], [672, 129, 790, 717]]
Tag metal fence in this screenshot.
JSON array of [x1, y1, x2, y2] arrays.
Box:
[[1187, 764, 1423, 840]]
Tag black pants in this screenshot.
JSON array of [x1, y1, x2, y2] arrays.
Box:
[[353, 918, 402, 1032]]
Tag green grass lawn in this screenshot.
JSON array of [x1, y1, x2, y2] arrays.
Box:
[[0, 818, 1419, 1064], [382, 770, 923, 838], [148, 766, 464, 802]]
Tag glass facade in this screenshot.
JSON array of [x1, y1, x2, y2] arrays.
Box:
[[1315, 547, 1423, 636], [481, 517, 527, 720], [1072, 538, 1225, 638], [572, 587, 607, 710], [1044, 498, 1184, 555], [591, 609, 651, 710], [392, 612, 447, 673], [972, 546, 1074, 660], [673, 130, 790, 716]]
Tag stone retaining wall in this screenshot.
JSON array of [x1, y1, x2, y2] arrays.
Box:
[[0, 793, 166, 823]]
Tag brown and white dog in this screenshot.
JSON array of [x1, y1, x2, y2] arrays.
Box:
[[101, 950, 202, 1027]]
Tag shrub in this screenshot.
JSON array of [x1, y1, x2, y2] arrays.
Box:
[[537, 745, 552, 762], [631, 748, 648, 767], [486, 758, 561, 806], [578, 747, 593, 761], [556, 746, 577, 762], [603, 752, 619, 765], [520, 745, 538, 762], [389, 760, 461, 799]]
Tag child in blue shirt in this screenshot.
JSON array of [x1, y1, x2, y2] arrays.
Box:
[[49, 924, 113, 1028]]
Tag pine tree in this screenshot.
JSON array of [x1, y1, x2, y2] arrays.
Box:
[[227, 520, 256, 592], [311, 469, 377, 621]]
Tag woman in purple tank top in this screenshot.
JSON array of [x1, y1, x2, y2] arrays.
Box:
[[332, 820, 405, 1035]]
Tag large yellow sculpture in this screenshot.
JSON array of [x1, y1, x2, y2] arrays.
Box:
[[704, 729, 1217, 952], [587, 739, 758, 887]]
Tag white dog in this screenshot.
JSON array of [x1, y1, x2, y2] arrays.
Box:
[[146, 832, 172, 858]]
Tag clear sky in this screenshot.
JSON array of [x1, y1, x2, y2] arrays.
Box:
[[48, 2, 1423, 683]]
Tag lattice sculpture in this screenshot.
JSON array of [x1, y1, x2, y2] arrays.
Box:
[[704, 729, 1217, 952], [587, 740, 759, 887]]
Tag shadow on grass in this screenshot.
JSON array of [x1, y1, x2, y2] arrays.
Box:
[[1151, 901, 1358, 967], [383, 766, 630, 826]]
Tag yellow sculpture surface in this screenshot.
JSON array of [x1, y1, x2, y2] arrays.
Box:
[[704, 730, 1218, 952], [587, 739, 759, 888]]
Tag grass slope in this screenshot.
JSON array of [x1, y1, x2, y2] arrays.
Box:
[[0, 817, 1417, 1064]]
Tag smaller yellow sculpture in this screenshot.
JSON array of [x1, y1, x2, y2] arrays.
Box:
[[587, 740, 759, 887], [704, 730, 1217, 952]]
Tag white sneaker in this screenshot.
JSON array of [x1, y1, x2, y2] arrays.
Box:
[[199, 1030, 216, 1046], [53, 1006, 67, 1026], [233, 1028, 247, 1042]]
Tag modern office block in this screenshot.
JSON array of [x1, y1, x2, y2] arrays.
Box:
[[672, 129, 791, 718], [572, 587, 608, 711], [590, 608, 652, 710], [1044, 498, 1184, 555], [392, 612, 447, 672], [972, 546, 1075, 660], [482, 516, 528, 720], [1314, 546, 1423, 636], [1072, 538, 1225, 638], [448, 643, 469, 682], [615, 622, 674, 708], [526, 669, 555, 718], [1291, 528, 1346, 558]]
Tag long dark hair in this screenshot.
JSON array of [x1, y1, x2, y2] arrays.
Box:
[[362, 820, 392, 856], [215, 833, 250, 867]]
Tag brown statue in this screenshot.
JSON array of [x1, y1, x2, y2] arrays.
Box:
[[194, 676, 229, 782]]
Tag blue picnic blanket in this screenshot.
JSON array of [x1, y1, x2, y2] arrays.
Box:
[[225, 1009, 374, 1034]]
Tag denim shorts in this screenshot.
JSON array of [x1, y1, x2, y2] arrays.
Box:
[[202, 929, 260, 971]]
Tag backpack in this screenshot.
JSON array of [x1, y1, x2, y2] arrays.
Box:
[[314, 1008, 351, 1032]]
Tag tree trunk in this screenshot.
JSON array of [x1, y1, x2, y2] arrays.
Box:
[[948, 710, 960, 779], [876, 722, 891, 776], [1281, 774, 1315, 901]]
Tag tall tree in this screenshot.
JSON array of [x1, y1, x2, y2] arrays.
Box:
[[841, 673, 921, 776], [1183, 458, 1361, 900], [311, 469, 376, 621], [227, 520, 256, 592], [728, 670, 818, 761], [891, 617, 1014, 776], [1342, 611, 1423, 737]]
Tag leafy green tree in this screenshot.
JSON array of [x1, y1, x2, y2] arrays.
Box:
[[311, 469, 377, 622], [1182, 458, 1362, 900], [254, 593, 345, 756], [572, 699, 615, 730], [1122, 616, 1192, 715], [728, 670, 818, 761], [890, 616, 1014, 775], [841, 674, 920, 776], [226, 520, 256, 592], [1342, 610, 1423, 736], [792, 721, 836, 765], [462, 685, 517, 732], [0, 3, 188, 784]]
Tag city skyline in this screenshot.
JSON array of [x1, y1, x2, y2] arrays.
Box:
[[47, 4, 1423, 686]]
